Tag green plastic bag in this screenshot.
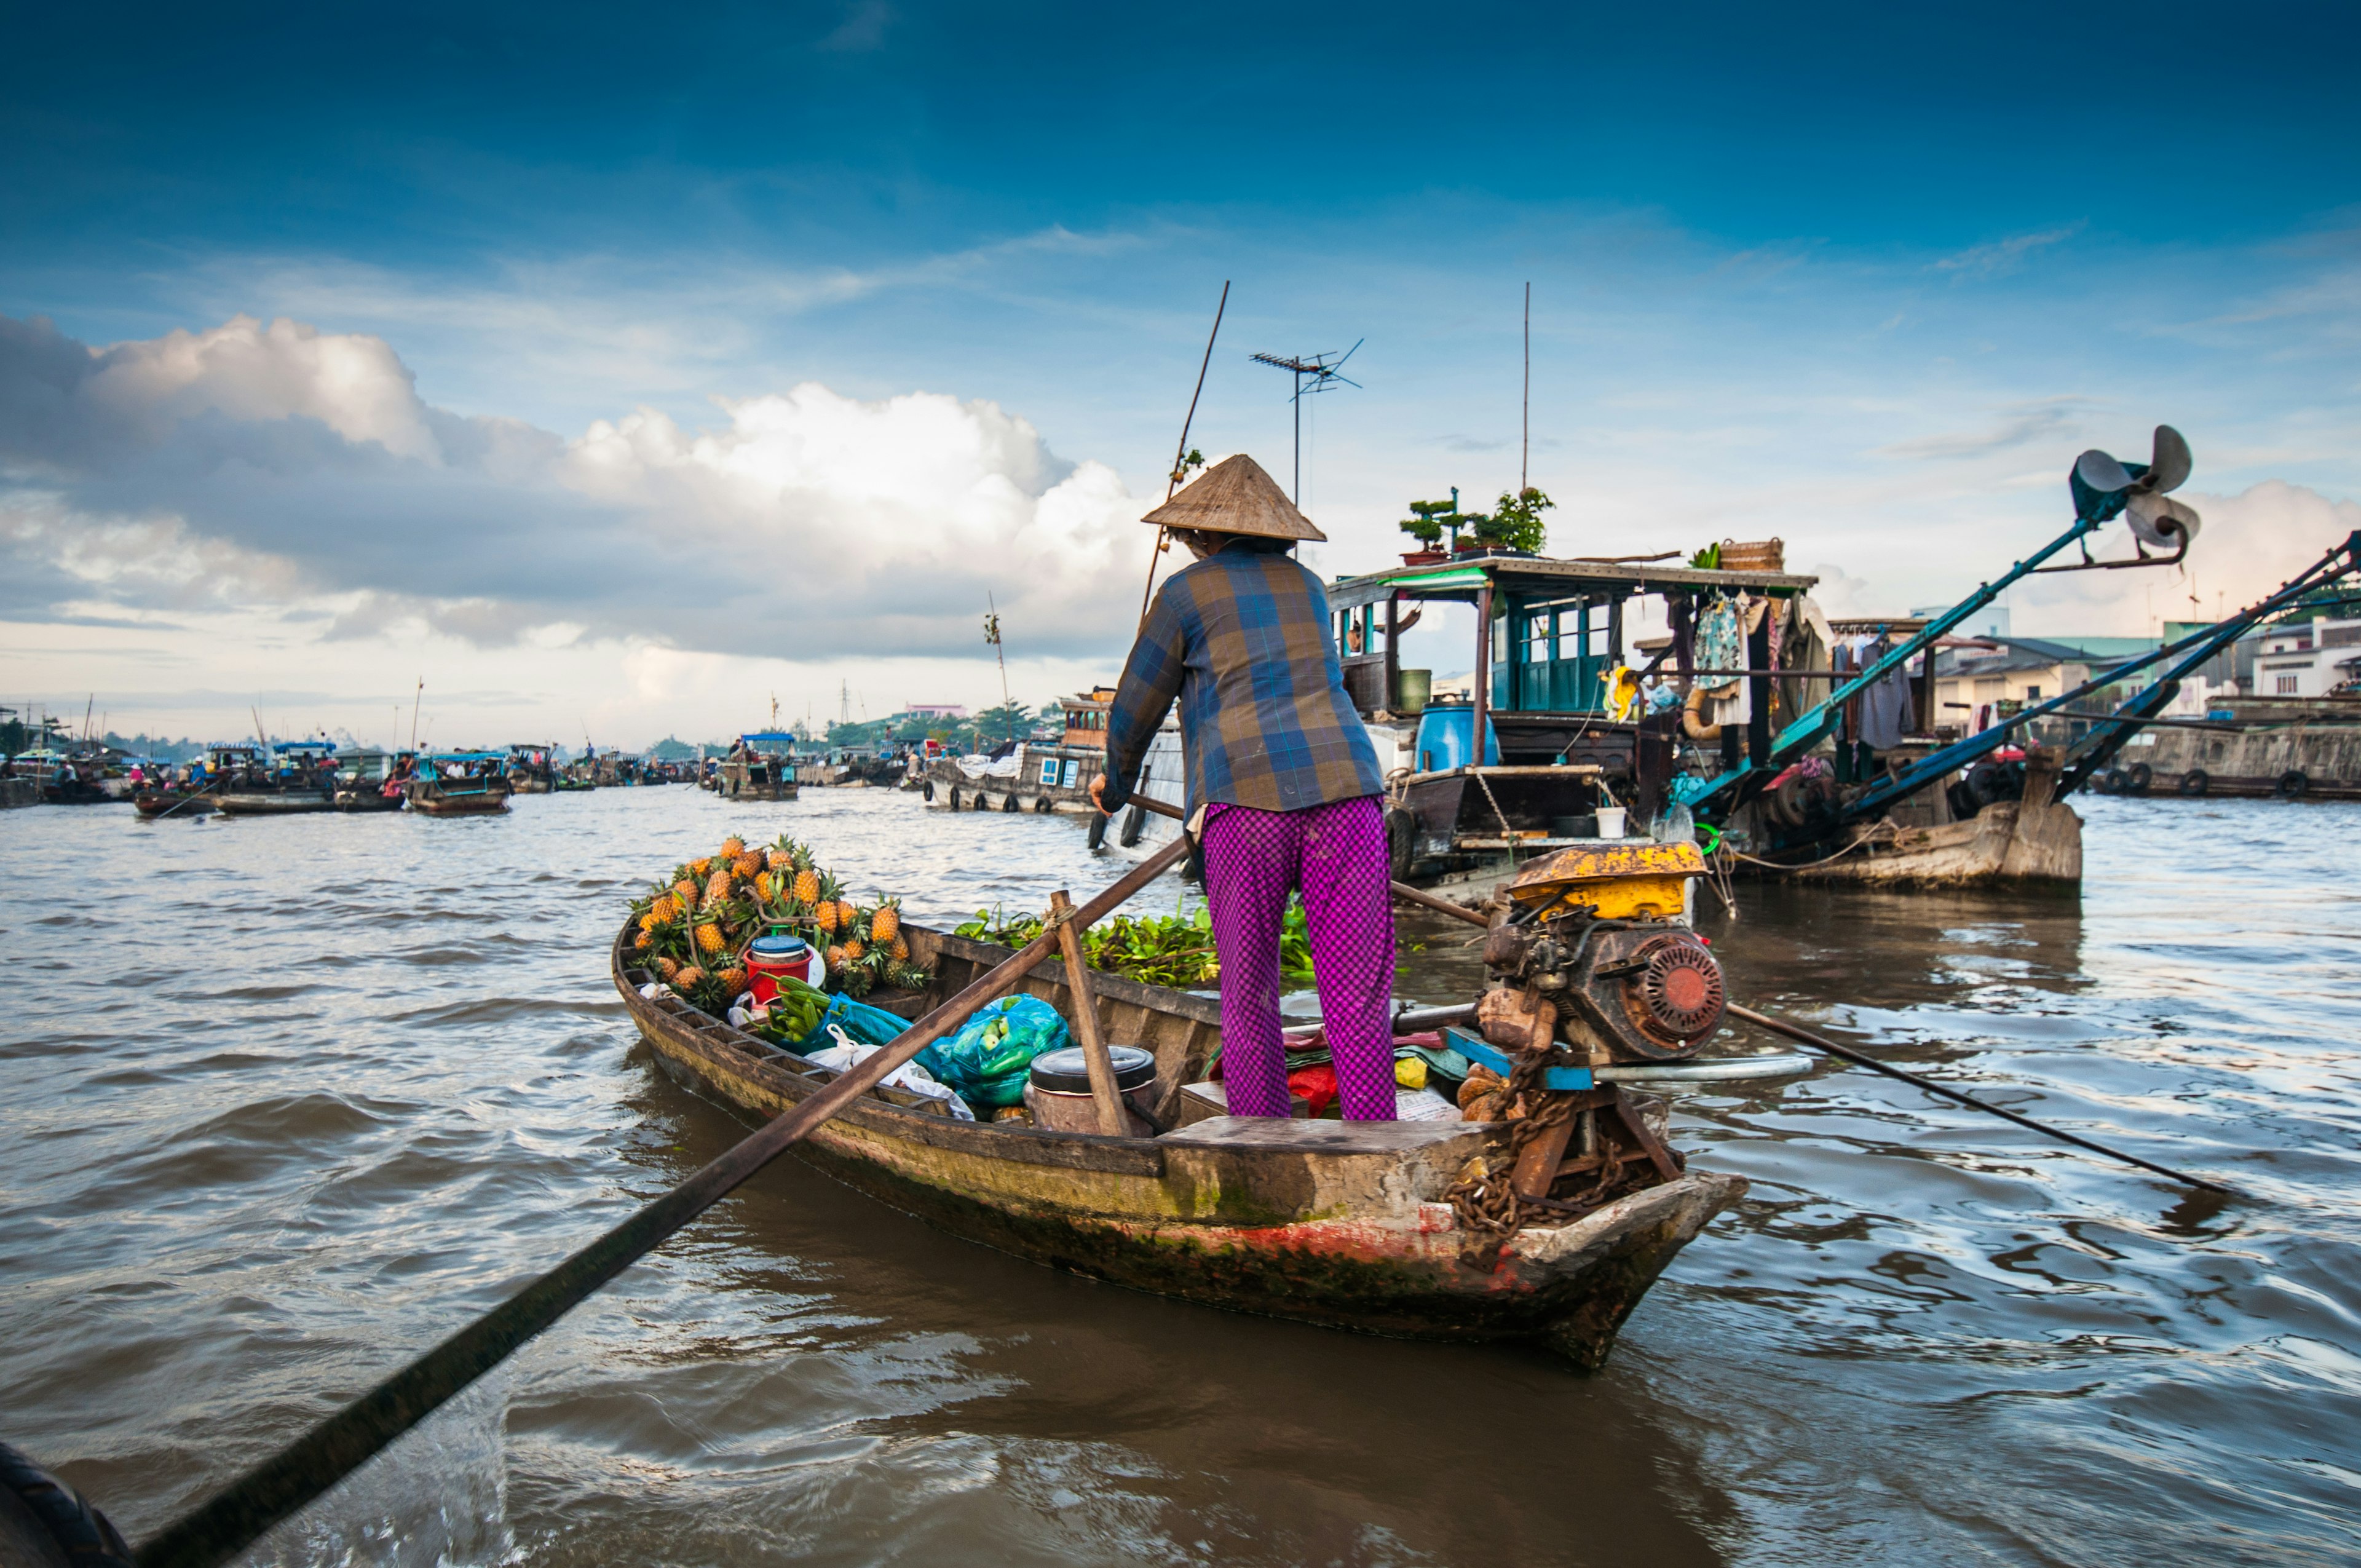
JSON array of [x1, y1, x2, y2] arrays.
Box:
[[916, 994, 1074, 1109]]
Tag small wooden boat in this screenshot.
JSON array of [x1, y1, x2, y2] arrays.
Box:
[[134, 788, 215, 818], [613, 917, 1742, 1368], [334, 785, 408, 814]]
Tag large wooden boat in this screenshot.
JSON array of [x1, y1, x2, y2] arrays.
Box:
[[612, 916, 1742, 1368]]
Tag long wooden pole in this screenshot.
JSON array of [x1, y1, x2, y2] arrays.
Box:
[[1139, 282, 1231, 630], [137, 837, 1192, 1568]]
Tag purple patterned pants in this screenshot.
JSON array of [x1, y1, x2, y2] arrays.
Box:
[[1202, 795, 1396, 1120]]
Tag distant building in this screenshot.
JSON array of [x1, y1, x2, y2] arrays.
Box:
[[901, 703, 968, 722], [1060, 686, 1117, 748], [2247, 614, 2361, 698]]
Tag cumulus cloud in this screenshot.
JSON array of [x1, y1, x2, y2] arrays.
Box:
[[0, 309, 1148, 659]]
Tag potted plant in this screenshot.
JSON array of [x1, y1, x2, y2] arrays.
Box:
[[1469, 486, 1554, 557], [1399, 500, 1450, 565]]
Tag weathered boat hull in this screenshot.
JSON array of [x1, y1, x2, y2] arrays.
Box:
[[215, 791, 336, 816], [334, 788, 408, 813], [1770, 797, 2083, 884], [407, 782, 512, 815], [613, 919, 1740, 1366]]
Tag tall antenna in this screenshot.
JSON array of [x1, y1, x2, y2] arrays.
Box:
[[409, 678, 423, 750], [1521, 282, 1531, 493], [839, 681, 851, 727], [1249, 341, 1362, 505]]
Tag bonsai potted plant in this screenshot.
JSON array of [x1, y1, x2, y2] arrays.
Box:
[[1399, 499, 1451, 565]]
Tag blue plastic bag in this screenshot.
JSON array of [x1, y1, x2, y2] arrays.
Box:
[[916, 994, 1074, 1109], [791, 992, 909, 1055]]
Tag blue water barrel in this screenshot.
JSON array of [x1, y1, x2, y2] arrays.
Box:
[[1413, 705, 1500, 772]]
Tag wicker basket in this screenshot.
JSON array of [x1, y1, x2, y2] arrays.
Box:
[[1718, 537, 1785, 572]]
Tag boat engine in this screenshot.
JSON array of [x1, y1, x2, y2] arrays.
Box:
[[1476, 842, 1723, 1065]]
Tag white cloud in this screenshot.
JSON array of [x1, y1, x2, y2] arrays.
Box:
[[1, 310, 1149, 665]]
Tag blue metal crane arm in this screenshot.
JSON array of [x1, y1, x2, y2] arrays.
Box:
[[1845, 530, 2361, 819]]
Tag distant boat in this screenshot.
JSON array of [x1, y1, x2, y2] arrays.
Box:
[[406, 752, 514, 816]]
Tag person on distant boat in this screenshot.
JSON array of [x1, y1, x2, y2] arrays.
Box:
[[1091, 454, 1395, 1122]]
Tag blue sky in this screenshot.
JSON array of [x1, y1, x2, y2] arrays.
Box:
[[4, 1, 2358, 741]]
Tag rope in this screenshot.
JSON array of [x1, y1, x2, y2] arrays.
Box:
[[1721, 821, 1898, 871]]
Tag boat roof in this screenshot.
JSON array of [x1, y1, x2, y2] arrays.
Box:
[[1329, 553, 1819, 612], [426, 750, 508, 761], [738, 730, 796, 745]]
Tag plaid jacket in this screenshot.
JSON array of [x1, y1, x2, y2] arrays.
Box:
[[1101, 548, 1383, 815]]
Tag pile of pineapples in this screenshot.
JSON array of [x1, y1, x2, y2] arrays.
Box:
[[628, 832, 932, 1013]]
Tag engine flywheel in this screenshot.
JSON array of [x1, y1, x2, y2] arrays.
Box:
[[1629, 937, 1726, 1043]]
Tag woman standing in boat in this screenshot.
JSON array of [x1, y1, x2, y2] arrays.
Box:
[[1091, 454, 1396, 1122]]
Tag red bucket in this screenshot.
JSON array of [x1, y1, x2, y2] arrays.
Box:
[[743, 935, 819, 1005]]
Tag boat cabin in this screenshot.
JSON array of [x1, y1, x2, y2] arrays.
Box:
[[1326, 549, 1818, 887], [1059, 687, 1118, 748]]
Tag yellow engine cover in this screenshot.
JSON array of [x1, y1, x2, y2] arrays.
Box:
[[1504, 840, 1707, 922]]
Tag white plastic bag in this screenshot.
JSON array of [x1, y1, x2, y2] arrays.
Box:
[[807, 1032, 976, 1120], [1395, 1086, 1458, 1122]]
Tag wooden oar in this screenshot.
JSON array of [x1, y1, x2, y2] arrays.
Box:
[[135, 835, 1192, 1568], [1725, 1003, 2232, 1195]]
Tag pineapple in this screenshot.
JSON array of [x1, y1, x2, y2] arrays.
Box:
[[869, 900, 901, 944], [655, 956, 681, 980], [634, 929, 652, 950], [695, 920, 726, 956], [890, 936, 909, 963], [815, 898, 841, 935], [793, 867, 821, 906], [639, 911, 663, 933], [716, 964, 746, 995], [653, 894, 681, 924], [673, 877, 696, 907], [766, 846, 793, 871], [842, 936, 866, 962], [732, 850, 762, 881], [690, 857, 713, 876], [826, 944, 847, 968], [721, 835, 746, 859], [673, 965, 708, 995], [754, 871, 774, 902], [703, 868, 732, 908]]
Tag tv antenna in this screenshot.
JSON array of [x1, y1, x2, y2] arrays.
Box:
[[1249, 341, 1362, 505]]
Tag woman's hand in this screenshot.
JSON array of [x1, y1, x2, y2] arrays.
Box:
[[1089, 773, 1110, 814]]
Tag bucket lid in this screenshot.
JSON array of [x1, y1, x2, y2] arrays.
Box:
[[748, 935, 809, 957], [1028, 1045, 1155, 1095]]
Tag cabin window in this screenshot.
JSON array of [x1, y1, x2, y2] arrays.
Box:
[[2277, 675, 2299, 694], [1060, 759, 1082, 787], [2026, 686, 2041, 700], [1039, 758, 1059, 785]]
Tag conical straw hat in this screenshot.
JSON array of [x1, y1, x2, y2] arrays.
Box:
[[1141, 454, 1326, 542]]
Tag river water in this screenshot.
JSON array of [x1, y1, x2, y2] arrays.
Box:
[[2, 787, 2356, 1566]]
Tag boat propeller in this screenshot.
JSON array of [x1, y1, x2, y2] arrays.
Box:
[[2070, 424, 2200, 551]]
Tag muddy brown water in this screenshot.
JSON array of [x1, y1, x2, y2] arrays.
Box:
[[2, 787, 2356, 1566]]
